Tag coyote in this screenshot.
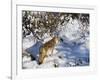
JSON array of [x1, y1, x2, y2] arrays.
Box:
[[38, 36, 59, 64]]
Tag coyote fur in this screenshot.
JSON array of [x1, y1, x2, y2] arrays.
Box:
[[38, 36, 59, 64]]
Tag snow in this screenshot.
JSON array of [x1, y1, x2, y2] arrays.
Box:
[[22, 18, 89, 69], [59, 19, 81, 41], [23, 33, 36, 50], [22, 56, 31, 62], [23, 61, 38, 69]]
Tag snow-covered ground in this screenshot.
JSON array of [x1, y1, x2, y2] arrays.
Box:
[[22, 19, 89, 69]]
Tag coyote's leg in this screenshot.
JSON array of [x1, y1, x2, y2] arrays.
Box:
[[50, 47, 54, 56], [38, 48, 46, 64]]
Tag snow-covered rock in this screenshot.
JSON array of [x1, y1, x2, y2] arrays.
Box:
[[23, 61, 38, 69], [23, 33, 36, 50]]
